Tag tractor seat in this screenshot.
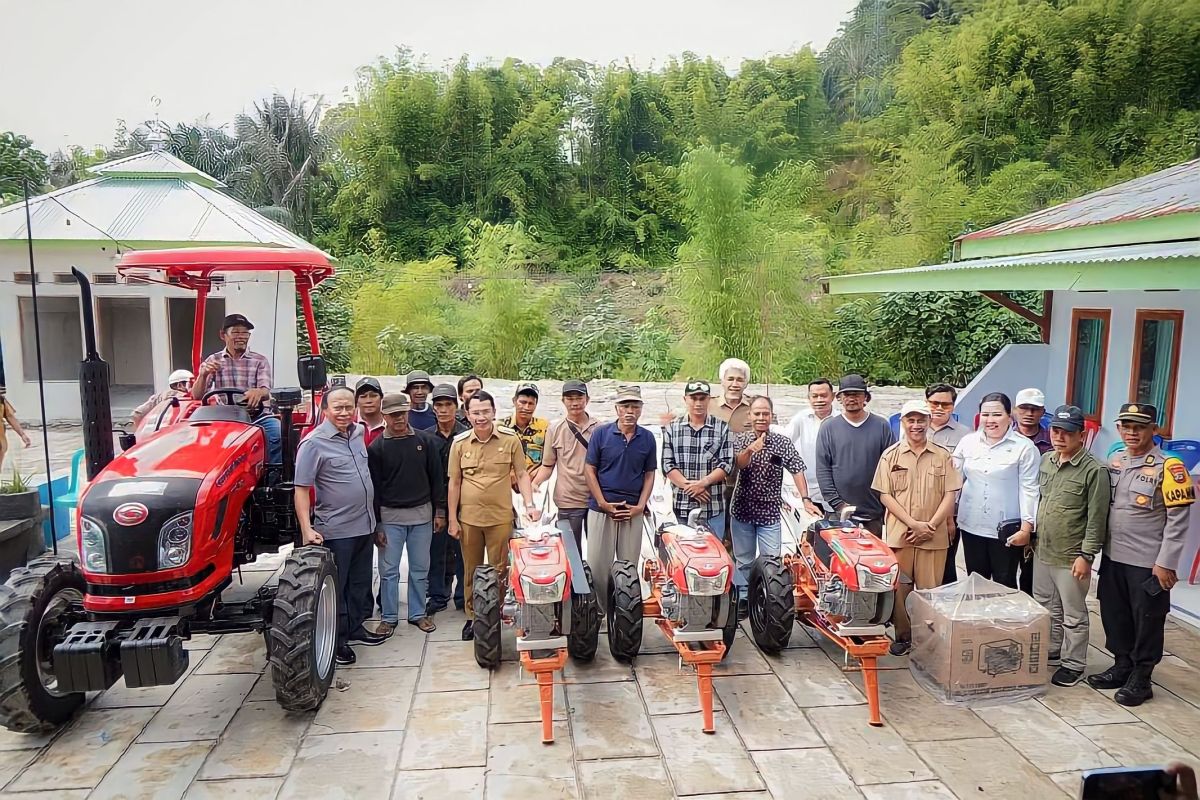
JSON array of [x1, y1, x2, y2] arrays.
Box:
[[190, 405, 252, 424]]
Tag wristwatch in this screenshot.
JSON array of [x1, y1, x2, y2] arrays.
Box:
[[1079, 552, 1096, 563]]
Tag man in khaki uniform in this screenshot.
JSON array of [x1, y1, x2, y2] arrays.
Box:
[[872, 399, 962, 655], [448, 390, 539, 641]]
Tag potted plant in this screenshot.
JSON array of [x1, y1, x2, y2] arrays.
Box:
[[0, 470, 40, 521]]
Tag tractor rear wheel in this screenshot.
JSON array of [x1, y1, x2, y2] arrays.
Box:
[[749, 556, 795, 654], [606, 560, 643, 662], [568, 564, 600, 662], [268, 546, 338, 712], [720, 585, 739, 659], [472, 566, 502, 670], [0, 557, 87, 732]]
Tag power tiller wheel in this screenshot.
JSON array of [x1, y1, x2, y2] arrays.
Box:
[[472, 566, 502, 670], [568, 564, 600, 662], [721, 585, 740, 658], [268, 546, 338, 712], [0, 557, 87, 732], [870, 591, 895, 627], [748, 556, 795, 654], [606, 560, 643, 662]]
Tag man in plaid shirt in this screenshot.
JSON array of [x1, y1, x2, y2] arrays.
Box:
[[192, 313, 282, 463], [661, 380, 733, 532]]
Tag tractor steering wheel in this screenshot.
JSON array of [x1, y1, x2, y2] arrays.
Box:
[[201, 387, 252, 406]]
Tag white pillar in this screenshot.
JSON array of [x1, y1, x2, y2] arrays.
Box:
[[149, 293, 170, 393]]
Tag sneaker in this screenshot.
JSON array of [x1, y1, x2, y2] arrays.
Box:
[[1051, 666, 1084, 687], [1086, 664, 1133, 690], [1114, 672, 1154, 707], [410, 617, 437, 633], [889, 639, 912, 657], [374, 621, 396, 638], [461, 620, 474, 641], [1047, 650, 1061, 667], [335, 645, 357, 665], [348, 628, 388, 647]]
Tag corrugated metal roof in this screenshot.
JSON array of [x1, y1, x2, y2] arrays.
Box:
[[852, 241, 1200, 276], [88, 150, 225, 188], [0, 163, 319, 252], [961, 159, 1200, 241]]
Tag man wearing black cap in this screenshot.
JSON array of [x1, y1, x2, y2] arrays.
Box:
[[192, 313, 282, 463], [814, 374, 896, 534], [355, 377, 385, 446], [428, 383, 469, 613], [1033, 405, 1110, 687], [500, 382, 549, 475], [661, 380, 732, 533], [1088, 403, 1194, 705], [405, 370, 437, 430], [534, 379, 599, 552]]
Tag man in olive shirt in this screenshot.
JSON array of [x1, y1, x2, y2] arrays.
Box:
[[711, 358, 753, 434], [872, 400, 961, 655], [1034, 405, 1110, 687], [448, 390, 540, 640]]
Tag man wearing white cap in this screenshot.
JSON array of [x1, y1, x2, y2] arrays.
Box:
[[1014, 387, 1051, 594], [871, 399, 962, 655], [131, 369, 194, 427]]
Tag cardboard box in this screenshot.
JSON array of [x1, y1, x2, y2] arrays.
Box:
[[908, 573, 1051, 706]]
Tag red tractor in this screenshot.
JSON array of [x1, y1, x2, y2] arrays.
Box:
[[606, 492, 738, 734], [471, 505, 600, 744], [0, 248, 339, 733], [748, 499, 899, 727]]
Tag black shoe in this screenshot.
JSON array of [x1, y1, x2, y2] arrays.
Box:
[[1086, 663, 1133, 690], [455, 600, 465, 611], [1051, 666, 1084, 687], [427, 602, 448, 614], [461, 620, 474, 641], [1047, 650, 1061, 667], [889, 639, 912, 657], [348, 628, 388, 647], [335, 645, 356, 665], [1114, 672, 1154, 706]]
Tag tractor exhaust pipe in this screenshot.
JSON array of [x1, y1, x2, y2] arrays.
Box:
[[72, 267, 114, 479]]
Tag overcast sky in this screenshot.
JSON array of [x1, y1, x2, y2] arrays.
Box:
[[2, 0, 857, 152]]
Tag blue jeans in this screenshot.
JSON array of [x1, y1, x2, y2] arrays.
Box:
[[378, 521, 433, 624], [699, 512, 726, 539], [730, 517, 782, 588], [254, 415, 283, 464]]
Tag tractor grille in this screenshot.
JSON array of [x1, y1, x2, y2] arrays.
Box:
[[521, 602, 560, 639], [676, 594, 723, 632], [858, 571, 895, 592], [80, 477, 202, 574]]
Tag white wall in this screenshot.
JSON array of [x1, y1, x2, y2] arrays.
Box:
[[0, 245, 301, 423], [957, 342, 1051, 425], [1046, 289, 1200, 455]]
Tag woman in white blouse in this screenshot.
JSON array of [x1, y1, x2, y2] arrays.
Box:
[[952, 392, 1040, 588]]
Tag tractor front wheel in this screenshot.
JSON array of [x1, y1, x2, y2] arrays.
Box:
[[268, 546, 338, 712], [0, 557, 87, 732], [870, 591, 895, 627], [749, 556, 795, 654], [568, 564, 600, 662], [472, 566, 502, 670], [606, 560, 643, 662]]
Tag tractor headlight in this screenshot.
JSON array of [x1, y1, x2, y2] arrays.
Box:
[[856, 563, 899, 592], [157, 512, 193, 569], [79, 516, 108, 573], [685, 565, 729, 596], [519, 573, 566, 604]]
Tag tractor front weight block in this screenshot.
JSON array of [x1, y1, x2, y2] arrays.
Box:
[[52, 616, 189, 694], [53, 621, 123, 693], [120, 617, 188, 689]]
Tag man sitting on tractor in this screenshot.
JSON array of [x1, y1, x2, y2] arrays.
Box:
[[191, 313, 283, 463], [130, 369, 193, 427]]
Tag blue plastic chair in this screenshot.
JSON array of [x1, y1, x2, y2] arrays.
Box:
[[888, 413, 901, 437], [1166, 439, 1200, 471], [51, 449, 87, 519]]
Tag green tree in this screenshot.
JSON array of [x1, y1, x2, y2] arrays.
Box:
[[0, 132, 48, 203]]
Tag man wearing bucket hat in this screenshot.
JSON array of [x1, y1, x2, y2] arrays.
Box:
[[872, 399, 961, 655], [1088, 403, 1194, 705], [131, 368, 194, 427], [404, 370, 437, 430], [428, 383, 469, 613]]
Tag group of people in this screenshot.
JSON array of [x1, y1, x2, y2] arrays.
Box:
[[127, 312, 1194, 707]]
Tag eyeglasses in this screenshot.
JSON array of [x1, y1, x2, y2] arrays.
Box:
[[927, 401, 954, 409]]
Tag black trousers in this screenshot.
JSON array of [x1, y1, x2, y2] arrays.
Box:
[[1018, 547, 1035, 596], [325, 533, 374, 647], [428, 525, 464, 610], [942, 531, 961, 584], [1097, 557, 1170, 671], [961, 530, 1021, 589]]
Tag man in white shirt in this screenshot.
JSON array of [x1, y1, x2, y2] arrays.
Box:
[[777, 378, 838, 512]]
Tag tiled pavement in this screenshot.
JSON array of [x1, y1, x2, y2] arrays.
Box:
[[1, 550, 1198, 800]]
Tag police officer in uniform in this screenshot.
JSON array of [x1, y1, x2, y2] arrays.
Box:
[[1087, 403, 1195, 705]]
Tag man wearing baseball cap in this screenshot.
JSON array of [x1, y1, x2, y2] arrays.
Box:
[[355, 377, 385, 447], [1088, 403, 1194, 705], [1012, 387, 1051, 594], [814, 374, 896, 535], [404, 370, 437, 430], [1032, 405, 1110, 687], [191, 313, 281, 463], [872, 399, 961, 655], [427, 383, 469, 613], [500, 382, 549, 474], [534, 380, 599, 552], [661, 380, 732, 533], [585, 385, 657, 611]]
